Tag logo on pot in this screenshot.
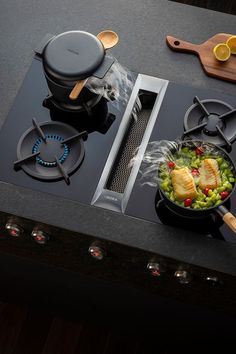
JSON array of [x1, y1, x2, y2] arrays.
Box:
[[67, 48, 80, 55]]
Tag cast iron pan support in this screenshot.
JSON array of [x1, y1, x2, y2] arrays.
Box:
[[183, 96, 236, 152], [62, 131, 88, 144], [14, 119, 87, 184], [14, 152, 40, 170], [56, 130, 88, 184], [55, 156, 70, 185]]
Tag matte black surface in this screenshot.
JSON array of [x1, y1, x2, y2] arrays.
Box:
[[43, 31, 104, 81]]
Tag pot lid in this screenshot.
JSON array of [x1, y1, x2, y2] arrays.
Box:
[[43, 31, 105, 81]]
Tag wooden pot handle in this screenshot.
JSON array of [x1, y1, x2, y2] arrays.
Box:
[[223, 212, 236, 234], [166, 36, 200, 54]]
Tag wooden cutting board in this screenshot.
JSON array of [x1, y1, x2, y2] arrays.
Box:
[[166, 33, 236, 83]]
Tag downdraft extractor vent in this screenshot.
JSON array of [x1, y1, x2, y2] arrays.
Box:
[[106, 91, 157, 194], [91, 74, 169, 213]]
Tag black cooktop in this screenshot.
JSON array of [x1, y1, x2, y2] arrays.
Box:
[[0, 55, 236, 244]]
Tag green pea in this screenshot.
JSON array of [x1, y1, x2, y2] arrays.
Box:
[[161, 180, 170, 191], [192, 204, 200, 209], [220, 162, 229, 170], [223, 181, 233, 190], [160, 172, 168, 178], [195, 201, 208, 207], [216, 157, 223, 165], [208, 189, 214, 196], [181, 147, 190, 153]]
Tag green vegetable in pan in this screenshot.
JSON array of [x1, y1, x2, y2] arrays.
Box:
[[159, 145, 235, 209]]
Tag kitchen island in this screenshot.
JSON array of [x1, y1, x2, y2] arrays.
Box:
[[0, 0, 236, 333]]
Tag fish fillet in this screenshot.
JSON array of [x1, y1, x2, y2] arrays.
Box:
[[199, 159, 221, 189], [171, 167, 197, 200]]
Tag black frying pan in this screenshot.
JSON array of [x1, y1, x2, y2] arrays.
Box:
[[157, 140, 236, 234]]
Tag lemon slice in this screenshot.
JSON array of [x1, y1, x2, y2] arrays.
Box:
[[226, 35, 236, 54], [213, 43, 231, 61]]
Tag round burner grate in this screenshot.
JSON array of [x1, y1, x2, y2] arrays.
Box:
[[184, 99, 236, 146], [17, 121, 85, 181]]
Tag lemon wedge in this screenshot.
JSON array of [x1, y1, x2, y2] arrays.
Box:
[[213, 43, 231, 61], [226, 36, 236, 54]]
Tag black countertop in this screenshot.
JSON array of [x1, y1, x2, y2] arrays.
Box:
[[0, 0, 236, 276]]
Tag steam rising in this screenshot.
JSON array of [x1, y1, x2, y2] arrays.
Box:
[[137, 140, 179, 187], [86, 55, 136, 109], [137, 140, 227, 187]]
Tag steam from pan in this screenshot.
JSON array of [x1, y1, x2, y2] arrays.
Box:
[[137, 139, 229, 188], [129, 140, 179, 187], [86, 56, 137, 109]]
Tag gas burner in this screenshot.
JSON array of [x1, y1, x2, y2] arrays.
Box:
[[155, 190, 225, 239], [183, 96, 236, 150], [32, 135, 70, 167], [14, 119, 88, 184]]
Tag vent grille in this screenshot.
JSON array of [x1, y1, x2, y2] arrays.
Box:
[[106, 92, 156, 193]]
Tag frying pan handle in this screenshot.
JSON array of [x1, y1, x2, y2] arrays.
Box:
[[166, 36, 199, 54], [223, 213, 236, 234], [216, 205, 236, 234]]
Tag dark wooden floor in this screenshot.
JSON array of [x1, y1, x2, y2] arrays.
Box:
[[169, 0, 236, 15], [0, 301, 187, 354], [1, 300, 235, 354], [0, 301, 142, 354]]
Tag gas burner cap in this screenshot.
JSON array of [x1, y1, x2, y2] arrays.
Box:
[[183, 97, 236, 147], [15, 120, 86, 183], [32, 135, 69, 167]]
